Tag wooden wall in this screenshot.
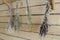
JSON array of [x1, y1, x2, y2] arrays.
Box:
[[0, 0, 60, 40]]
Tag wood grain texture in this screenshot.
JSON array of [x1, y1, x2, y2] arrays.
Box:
[[0, 0, 60, 40]]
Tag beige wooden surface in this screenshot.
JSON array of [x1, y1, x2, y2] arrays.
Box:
[[0, 0, 60, 40], [0, 0, 60, 33]]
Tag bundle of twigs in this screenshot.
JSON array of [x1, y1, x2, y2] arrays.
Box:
[[40, 0, 55, 36], [40, 0, 50, 36], [26, 0, 32, 25], [14, 0, 21, 31], [3, 0, 14, 32], [8, 7, 14, 32]]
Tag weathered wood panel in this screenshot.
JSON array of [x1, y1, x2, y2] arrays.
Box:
[[0, 0, 60, 40], [0, 15, 60, 24]]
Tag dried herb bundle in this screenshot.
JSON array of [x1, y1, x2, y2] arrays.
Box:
[[8, 7, 14, 32], [26, 0, 32, 25], [14, 0, 21, 31], [40, 1, 50, 36], [40, 17, 48, 36]]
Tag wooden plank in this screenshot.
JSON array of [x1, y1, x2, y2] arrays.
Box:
[[43, 35, 60, 40], [0, 4, 60, 16], [0, 4, 8, 10], [0, 17, 9, 22], [48, 15, 60, 24], [31, 16, 44, 24], [0, 5, 46, 16], [0, 11, 9, 16], [0, 15, 60, 24], [14, 8, 27, 15], [30, 6, 46, 14], [20, 24, 40, 32], [0, 30, 60, 40], [0, 23, 8, 28], [1, 23, 60, 34], [48, 26, 60, 34], [0, 32, 26, 40], [29, 0, 46, 6], [0, 16, 44, 23], [12, 0, 46, 8]]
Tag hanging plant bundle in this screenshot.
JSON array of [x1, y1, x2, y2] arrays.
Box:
[[14, 0, 21, 31], [40, 17, 48, 36], [26, 0, 32, 25], [8, 7, 14, 32], [40, 1, 50, 36], [40, 0, 55, 36], [3, 0, 14, 32], [4, 0, 14, 32]]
